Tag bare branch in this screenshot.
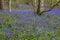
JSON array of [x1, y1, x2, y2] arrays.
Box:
[[38, 0, 60, 15]]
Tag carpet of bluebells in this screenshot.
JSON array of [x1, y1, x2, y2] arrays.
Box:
[[0, 5, 60, 40]]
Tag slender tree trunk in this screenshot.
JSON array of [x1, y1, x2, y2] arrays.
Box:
[[8, 0, 11, 12], [36, 0, 41, 14], [36, 0, 44, 15], [40, 0, 44, 12], [34, 0, 37, 12], [0, 0, 4, 10]]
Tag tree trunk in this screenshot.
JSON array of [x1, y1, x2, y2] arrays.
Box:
[[36, 0, 41, 14], [36, 0, 44, 15], [0, 0, 4, 10], [39, 0, 60, 15], [40, 0, 44, 12], [34, 0, 37, 12], [8, 0, 11, 12]]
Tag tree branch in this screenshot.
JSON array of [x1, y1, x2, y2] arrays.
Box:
[[38, 0, 60, 15]]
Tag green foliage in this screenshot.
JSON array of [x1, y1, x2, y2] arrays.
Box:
[[0, 14, 60, 40]]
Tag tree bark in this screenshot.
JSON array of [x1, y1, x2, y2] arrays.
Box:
[[37, 0, 60, 15], [8, 0, 11, 12], [40, 0, 44, 12], [36, 0, 41, 14], [0, 0, 4, 10]]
